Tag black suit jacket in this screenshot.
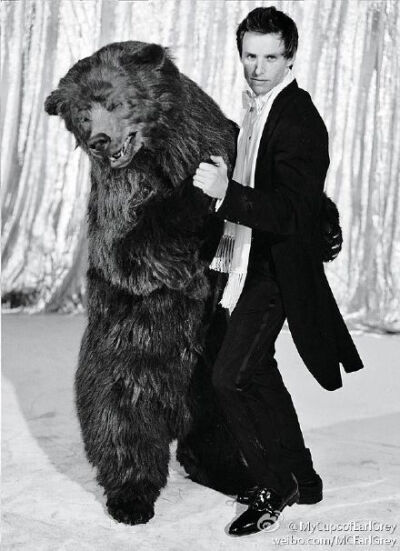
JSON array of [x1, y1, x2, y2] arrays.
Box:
[[216, 80, 364, 391]]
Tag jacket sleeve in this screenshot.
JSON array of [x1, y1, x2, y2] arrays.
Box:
[[215, 115, 329, 236]]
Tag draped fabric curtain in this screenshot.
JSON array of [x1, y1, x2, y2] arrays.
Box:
[[1, 0, 399, 332]]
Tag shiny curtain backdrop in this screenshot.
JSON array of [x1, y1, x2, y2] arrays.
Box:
[[1, 0, 399, 331]]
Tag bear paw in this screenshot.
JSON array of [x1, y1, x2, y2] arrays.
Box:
[[106, 497, 155, 525]]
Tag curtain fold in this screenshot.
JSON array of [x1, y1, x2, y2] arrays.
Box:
[[1, 0, 399, 332]]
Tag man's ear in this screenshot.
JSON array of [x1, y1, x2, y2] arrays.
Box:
[[120, 43, 166, 69], [287, 53, 296, 69], [44, 89, 65, 116]]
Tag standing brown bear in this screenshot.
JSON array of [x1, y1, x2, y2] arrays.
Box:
[[44, 41, 251, 525]]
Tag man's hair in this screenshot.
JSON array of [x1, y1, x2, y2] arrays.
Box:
[[236, 6, 298, 59]]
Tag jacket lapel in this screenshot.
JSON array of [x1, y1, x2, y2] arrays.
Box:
[[256, 79, 299, 163]]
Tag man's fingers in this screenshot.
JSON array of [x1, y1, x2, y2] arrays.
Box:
[[193, 175, 208, 188], [193, 171, 211, 183], [198, 162, 218, 172], [194, 167, 216, 183]]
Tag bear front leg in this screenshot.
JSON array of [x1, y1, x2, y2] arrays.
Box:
[[75, 338, 170, 525]]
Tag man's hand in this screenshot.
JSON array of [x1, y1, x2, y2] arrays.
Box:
[[193, 155, 229, 199]]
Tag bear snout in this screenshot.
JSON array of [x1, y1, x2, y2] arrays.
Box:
[[88, 133, 111, 155]]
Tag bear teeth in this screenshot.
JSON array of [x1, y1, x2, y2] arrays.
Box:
[[110, 136, 132, 160]]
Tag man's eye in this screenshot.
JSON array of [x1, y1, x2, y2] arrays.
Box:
[[247, 54, 256, 60]]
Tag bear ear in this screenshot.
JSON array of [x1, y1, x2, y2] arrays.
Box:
[[120, 43, 166, 69], [44, 89, 66, 116]]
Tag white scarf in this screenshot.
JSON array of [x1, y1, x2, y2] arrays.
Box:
[[210, 70, 295, 313]]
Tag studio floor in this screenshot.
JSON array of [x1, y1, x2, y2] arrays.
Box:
[[2, 314, 400, 551]]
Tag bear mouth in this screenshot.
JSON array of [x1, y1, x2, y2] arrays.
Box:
[[108, 133, 139, 169]]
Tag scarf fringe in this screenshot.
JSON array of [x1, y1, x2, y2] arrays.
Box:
[[209, 234, 235, 272], [219, 272, 246, 314]]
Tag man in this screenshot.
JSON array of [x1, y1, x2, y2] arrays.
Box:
[[193, 7, 364, 537]]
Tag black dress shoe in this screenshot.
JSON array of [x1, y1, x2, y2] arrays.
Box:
[[237, 473, 322, 505], [229, 479, 300, 536]]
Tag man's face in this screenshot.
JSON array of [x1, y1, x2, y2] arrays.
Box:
[[241, 32, 294, 96]]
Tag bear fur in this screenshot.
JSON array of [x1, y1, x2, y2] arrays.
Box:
[[44, 41, 251, 525]]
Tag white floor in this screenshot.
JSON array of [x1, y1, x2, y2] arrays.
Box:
[[2, 314, 400, 550]]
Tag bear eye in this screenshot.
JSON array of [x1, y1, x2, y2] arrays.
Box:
[[77, 109, 90, 123]]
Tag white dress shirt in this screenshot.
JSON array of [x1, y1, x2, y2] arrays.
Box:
[[216, 68, 295, 210]]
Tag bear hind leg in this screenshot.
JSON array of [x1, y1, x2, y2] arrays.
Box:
[[75, 359, 170, 525]]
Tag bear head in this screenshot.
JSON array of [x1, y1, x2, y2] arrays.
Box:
[[44, 41, 182, 170]]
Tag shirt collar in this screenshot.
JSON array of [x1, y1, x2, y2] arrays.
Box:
[[242, 69, 294, 114]]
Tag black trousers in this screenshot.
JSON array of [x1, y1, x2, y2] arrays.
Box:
[[212, 259, 317, 495]]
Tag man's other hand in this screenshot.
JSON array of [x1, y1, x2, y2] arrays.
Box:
[[193, 156, 229, 199]]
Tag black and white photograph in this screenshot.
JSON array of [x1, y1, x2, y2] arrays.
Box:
[[1, 0, 399, 549]]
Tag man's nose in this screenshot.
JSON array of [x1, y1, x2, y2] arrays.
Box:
[[254, 59, 266, 76], [88, 133, 111, 153]]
